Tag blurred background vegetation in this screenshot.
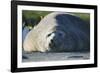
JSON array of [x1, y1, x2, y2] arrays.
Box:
[[22, 10, 90, 28]]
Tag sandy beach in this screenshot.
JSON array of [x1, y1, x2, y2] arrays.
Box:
[[22, 51, 90, 62]]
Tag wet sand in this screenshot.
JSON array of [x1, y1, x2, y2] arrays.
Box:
[[22, 51, 90, 62]]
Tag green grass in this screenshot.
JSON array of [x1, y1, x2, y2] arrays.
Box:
[[22, 10, 52, 19], [73, 13, 90, 23]]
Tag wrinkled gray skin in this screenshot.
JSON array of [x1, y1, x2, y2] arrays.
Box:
[[23, 12, 90, 52]]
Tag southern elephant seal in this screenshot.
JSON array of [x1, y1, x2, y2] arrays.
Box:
[[23, 12, 90, 52]]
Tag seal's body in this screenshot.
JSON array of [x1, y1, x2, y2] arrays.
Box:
[[23, 12, 90, 52]]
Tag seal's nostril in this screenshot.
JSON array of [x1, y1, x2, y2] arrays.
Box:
[[51, 39, 54, 44], [49, 39, 54, 47]]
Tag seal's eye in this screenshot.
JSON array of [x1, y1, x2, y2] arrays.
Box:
[[56, 31, 65, 37], [58, 33, 62, 36], [47, 33, 52, 37]]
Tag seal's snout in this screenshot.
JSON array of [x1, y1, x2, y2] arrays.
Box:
[[49, 39, 55, 47], [51, 39, 54, 44]]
